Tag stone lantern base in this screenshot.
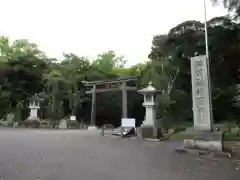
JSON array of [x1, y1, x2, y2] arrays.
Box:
[[141, 125, 162, 139], [24, 117, 41, 128]]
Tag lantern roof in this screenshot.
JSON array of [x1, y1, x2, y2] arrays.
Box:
[[29, 94, 43, 101], [138, 82, 160, 94]]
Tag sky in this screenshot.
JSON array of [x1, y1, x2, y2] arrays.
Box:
[[0, 0, 227, 66]]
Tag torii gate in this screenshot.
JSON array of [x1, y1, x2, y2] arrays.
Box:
[[82, 76, 138, 127]]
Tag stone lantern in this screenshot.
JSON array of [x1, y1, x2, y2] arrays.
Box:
[[138, 82, 160, 139], [24, 95, 42, 128]]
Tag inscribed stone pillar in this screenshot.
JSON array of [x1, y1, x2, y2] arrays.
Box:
[[191, 55, 213, 131], [180, 55, 222, 152]]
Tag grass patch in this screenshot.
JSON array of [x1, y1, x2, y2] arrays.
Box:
[[223, 133, 240, 141], [169, 132, 240, 141], [169, 133, 187, 140]]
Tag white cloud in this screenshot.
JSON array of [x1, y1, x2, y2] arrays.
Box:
[[0, 0, 227, 66]]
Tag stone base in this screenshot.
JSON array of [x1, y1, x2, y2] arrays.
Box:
[[176, 132, 224, 155], [140, 126, 162, 139], [223, 141, 240, 159], [88, 126, 98, 130], [176, 146, 231, 159], [24, 117, 40, 128]]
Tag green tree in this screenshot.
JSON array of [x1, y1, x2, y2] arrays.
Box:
[[92, 50, 126, 72], [212, 0, 240, 17], [0, 36, 47, 120], [147, 16, 240, 127]]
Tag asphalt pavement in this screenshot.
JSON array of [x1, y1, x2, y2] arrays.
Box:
[[0, 129, 239, 180]]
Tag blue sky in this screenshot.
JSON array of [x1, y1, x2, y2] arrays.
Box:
[[0, 0, 227, 66]]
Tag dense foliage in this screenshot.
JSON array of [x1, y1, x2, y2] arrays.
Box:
[[147, 15, 240, 127], [0, 38, 145, 126], [1, 1, 240, 128], [212, 0, 240, 17]]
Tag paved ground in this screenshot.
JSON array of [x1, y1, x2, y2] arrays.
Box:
[[0, 129, 239, 180]]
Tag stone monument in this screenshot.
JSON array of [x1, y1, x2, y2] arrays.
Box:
[[24, 95, 42, 128], [138, 82, 160, 139], [6, 113, 14, 125], [59, 118, 68, 129], [179, 55, 223, 152]]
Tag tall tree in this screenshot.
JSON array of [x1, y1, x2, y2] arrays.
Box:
[[0, 36, 48, 120], [147, 16, 240, 126], [212, 0, 240, 17], [92, 50, 126, 72]]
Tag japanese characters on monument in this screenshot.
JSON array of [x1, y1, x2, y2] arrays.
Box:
[[190, 55, 212, 131]]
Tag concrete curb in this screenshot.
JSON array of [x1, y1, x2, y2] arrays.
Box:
[[175, 147, 232, 159], [143, 137, 166, 142], [143, 138, 161, 142]]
